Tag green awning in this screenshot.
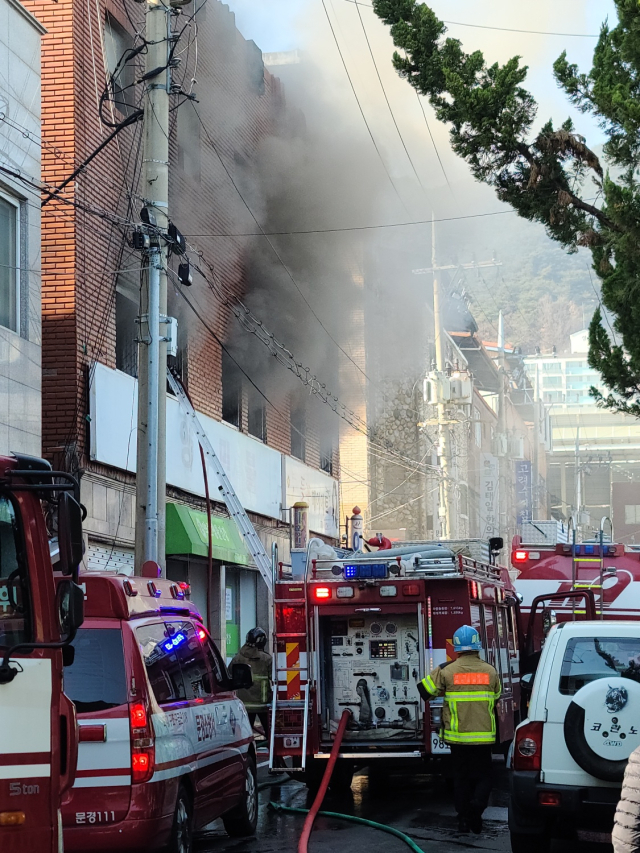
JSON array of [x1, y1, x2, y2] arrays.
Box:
[[166, 503, 254, 567]]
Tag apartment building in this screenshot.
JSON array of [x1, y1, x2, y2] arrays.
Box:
[[0, 0, 44, 456]]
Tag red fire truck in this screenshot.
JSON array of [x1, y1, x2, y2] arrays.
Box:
[[510, 518, 640, 667], [269, 538, 521, 786], [0, 453, 84, 853]]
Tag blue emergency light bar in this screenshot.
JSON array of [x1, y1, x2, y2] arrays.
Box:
[[344, 563, 388, 579], [163, 632, 186, 652]]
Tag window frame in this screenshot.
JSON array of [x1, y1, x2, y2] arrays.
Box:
[[0, 490, 31, 649], [0, 189, 20, 334]]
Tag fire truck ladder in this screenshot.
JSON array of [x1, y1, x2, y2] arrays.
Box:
[[571, 517, 613, 619], [269, 586, 310, 773], [168, 370, 273, 597]]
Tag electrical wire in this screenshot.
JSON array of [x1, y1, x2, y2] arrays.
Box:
[[353, 0, 427, 193], [320, 0, 408, 212], [340, 0, 599, 36], [182, 208, 513, 237]]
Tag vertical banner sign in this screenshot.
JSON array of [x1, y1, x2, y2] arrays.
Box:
[[480, 453, 500, 537], [292, 502, 309, 550], [515, 460, 533, 525]]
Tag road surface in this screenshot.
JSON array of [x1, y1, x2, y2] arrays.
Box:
[[195, 753, 610, 853]]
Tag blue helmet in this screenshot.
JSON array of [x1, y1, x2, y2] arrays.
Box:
[[452, 624, 482, 652]]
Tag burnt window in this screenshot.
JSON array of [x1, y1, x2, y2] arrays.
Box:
[[247, 385, 266, 442], [222, 351, 242, 428], [290, 400, 306, 461], [320, 435, 334, 475]]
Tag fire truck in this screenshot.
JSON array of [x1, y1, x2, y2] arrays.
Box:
[[269, 536, 521, 786], [511, 518, 640, 668], [0, 454, 84, 853]]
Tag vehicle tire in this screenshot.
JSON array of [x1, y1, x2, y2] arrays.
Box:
[[167, 784, 193, 853], [510, 831, 550, 853], [222, 757, 258, 838]]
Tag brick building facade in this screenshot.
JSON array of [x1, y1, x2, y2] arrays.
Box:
[[24, 0, 341, 654]]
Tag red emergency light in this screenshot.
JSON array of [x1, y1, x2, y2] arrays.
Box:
[[513, 550, 528, 563], [314, 586, 331, 601]]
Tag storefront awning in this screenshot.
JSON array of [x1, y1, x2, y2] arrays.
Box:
[[166, 503, 254, 567]]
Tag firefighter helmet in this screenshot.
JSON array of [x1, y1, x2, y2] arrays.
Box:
[[452, 624, 482, 652], [246, 627, 267, 649]]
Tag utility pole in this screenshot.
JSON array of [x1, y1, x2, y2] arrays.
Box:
[[574, 424, 582, 531], [497, 311, 509, 546], [431, 216, 455, 539], [135, 0, 170, 574], [415, 223, 502, 541]]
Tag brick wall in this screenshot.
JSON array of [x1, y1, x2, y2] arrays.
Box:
[[24, 0, 337, 478]]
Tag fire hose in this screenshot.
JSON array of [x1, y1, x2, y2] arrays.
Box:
[[268, 707, 423, 853]]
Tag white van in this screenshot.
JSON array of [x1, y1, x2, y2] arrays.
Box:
[[509, 620, 640, 852]]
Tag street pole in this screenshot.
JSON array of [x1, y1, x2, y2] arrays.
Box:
[[135, 0, 170, 574], [432, 215, 455, 539], [497, 311, 508, 547]]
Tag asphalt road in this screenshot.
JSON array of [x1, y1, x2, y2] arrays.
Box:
[[194, 751, 616, 853]]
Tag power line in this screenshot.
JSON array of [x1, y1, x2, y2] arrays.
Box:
[[353, 0, 427, 193], [182, 208, 514, 237], [320, 0, 408, 212], [341, 1, 599, 36]]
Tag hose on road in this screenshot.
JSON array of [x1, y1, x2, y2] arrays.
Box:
[[296, 708, 352, 853], [268, 803, 425, 853]]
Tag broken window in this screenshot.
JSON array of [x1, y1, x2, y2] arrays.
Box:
[[247, 385, 266, 442], [290, 400, 306, 461], [222, 351, 242, 428]]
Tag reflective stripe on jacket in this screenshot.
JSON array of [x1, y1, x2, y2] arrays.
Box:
[[418, 652, 501, 745], [230, 644, 273, 711]]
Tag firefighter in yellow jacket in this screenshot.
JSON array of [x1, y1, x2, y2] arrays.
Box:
[[417, 624, 501, 835]]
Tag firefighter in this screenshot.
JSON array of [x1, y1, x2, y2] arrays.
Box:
[[418, 624, 501, 835], [231, 627, 273, 742]]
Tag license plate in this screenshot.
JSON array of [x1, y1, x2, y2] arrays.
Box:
[[431, 733, 450, 754], [577, 829, 611, 844], [283, 736, 300, 748]]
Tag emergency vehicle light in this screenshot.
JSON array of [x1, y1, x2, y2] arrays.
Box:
[[198, 629, 207, 640], [130, 703, 147, 729], [344, 563, 387, 579], [163, 632, 186, 652], [402, 583, 420, 596], [314, 586, 331, 600], [380, 585, 397, 597], [513, 550, 528, 563]]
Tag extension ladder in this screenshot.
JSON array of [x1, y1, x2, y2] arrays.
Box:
[[168, 370, 273, 596], [269, 585, 310, 772]]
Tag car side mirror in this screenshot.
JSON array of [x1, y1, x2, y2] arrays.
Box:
[[521, 672, 534, 693], [230, 663, 252, 691], [58, 492, 84, 577], [56, 580, 84, 641]]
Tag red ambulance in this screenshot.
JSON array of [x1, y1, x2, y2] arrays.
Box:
[[60, 572, 257, 853]]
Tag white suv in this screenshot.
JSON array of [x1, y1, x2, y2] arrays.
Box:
[[509, 621, 640, 853]]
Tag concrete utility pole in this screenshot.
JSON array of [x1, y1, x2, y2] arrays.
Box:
[[497, 311, 509, 545], [431, 216, 455, 539], [135, 0, 170, 574], [417, 221, 502, 541]]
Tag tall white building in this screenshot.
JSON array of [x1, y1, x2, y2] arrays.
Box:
[[524, 331, 640, 538], [0, 0, 44, 455]]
